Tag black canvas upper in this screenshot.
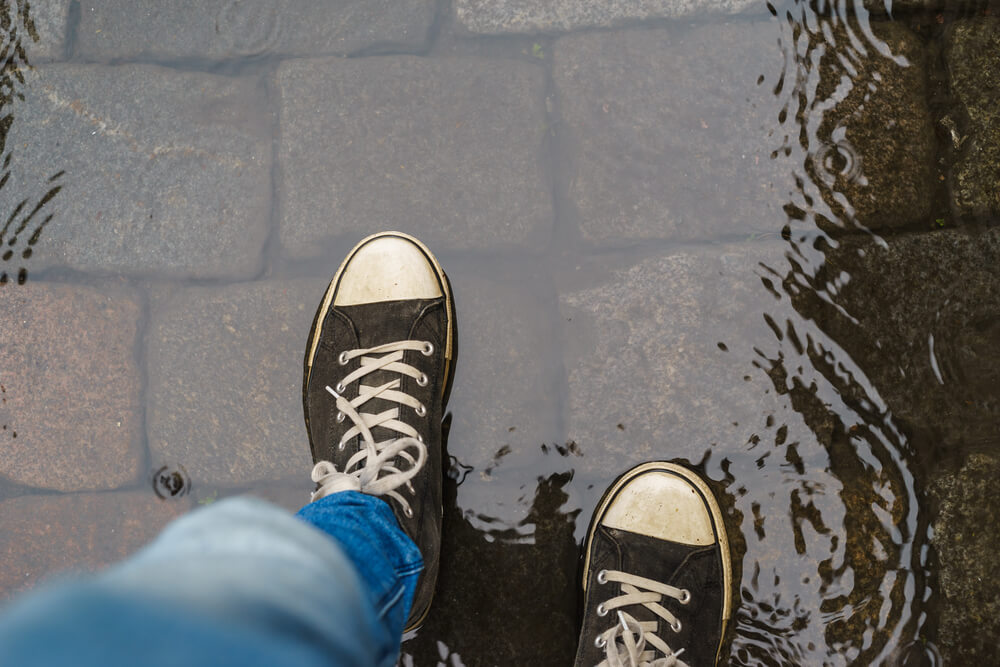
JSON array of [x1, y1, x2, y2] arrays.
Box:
[[303, 295, 451, 630]]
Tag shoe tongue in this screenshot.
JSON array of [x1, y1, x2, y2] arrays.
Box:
[[334, 299, 437, 444], [336, 299, 435, 349]]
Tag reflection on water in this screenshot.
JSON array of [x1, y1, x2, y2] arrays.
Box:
[[730, 2, 928, 663], [407, 2, 976, 664]]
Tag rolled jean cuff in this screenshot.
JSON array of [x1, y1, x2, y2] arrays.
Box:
[[296, 491, 423, 638]]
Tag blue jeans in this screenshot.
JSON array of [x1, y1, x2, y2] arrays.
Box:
[[0, 492, 422, 667]]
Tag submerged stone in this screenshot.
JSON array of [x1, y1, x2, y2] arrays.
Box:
[[455, 0, 759, 34], [10, 0, 71, 63], [277, 56, 552, 256], [77, 0, 436, 60], [813, 227, 1000, 457], [944, 18, 1000, 218], [0, 492, 188, 598], [3, 64, 270, 278], [552, 21, 933, 245], [445, 268, 562, 472], [146, 280, 320, 486], [0, 283, 143, 492], [930, 453, 1000, 663]]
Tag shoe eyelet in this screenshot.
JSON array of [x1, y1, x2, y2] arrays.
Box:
[[337, 440, 346, 451], [597, 569, 608, 585], [679, 589, 691, 604], [335, 382, 346, 394], [416, 373, 429, 387], [596, 603, 608, 617], [594, 636, 607, 649], [338, 351, 349, 365], [336, 411, 345, 423], [415, 404, 427, 417], [404, 506, 414, 518], [671, 619, 682, 633], [417, 434, 424, 443], [421, 341, 434, 356]]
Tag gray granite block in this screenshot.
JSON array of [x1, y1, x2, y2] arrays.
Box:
[[147, 279, 322, 487], [455, 0, 759, 34], [277, 56, 552, 256], [0, 283, 143, 492], [553, 22, 933, 244], [930, 453, 1000, 664], [814, 227, 1000, 453], [0, 491, 189, 598], [3, 64, 270, 278], [446, 267, 561, 480], [6, 0, 71, 63], [77, 0, 436, 61], [559, 243, 796, 473], [944, 18, 1000, 218]]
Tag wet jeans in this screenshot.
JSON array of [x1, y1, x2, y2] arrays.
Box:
[[0, 492, 422, 667]]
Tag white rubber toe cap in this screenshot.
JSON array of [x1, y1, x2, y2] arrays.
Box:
[[602, 470, 717, 546], [334, 235, 443, 306]]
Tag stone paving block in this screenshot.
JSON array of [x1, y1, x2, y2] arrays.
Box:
[[3, 64, 270, 278], [446, 268, 562, 471], [147, 280, 323, 487], [455, 0, 759, 34], [7, 0, 71, 63], [77, 0, 436, 61], [559, 242, 799, 473], [944, 18, 1000, 218], [553, 22, 933, 244], [0, 491, 189, 598], [277, 57, 552, 256], [0, 283, 143, 492], [929, 453, 1000, 664], [813, 228, 1000, 454]]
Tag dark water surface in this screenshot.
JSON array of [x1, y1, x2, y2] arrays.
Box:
[[1, 0, 998, 664]]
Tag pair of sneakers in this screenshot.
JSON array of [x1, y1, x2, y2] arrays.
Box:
[[301, 232, 733, 667]]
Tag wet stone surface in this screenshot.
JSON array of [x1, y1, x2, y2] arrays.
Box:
[[0, 283, 142, 492], [277, 56, 552, 256], [455, 0, 760, 34], [76, 0, 437, 61], [553, 21, 934, 245], [146, 280, 322, 487], [558, 242, 795, 475], [444, 266, 562, 472], [11, 0, 71, 63], [0, 492, 189, 599], [930, 453, 1000, 663], [4, 64, 270, 279], [812, 227, 1000, 457], [944, 18, 1000, 218]]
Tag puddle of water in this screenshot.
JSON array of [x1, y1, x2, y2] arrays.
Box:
[[1, 0, 998, 664]]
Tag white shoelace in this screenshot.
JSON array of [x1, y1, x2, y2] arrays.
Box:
[[310, 340, 433, 517], [593, 570, 691, 667]]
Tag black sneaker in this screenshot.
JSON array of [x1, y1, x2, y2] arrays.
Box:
[[302, 231, 456, 633], [574, 462, 733, 666]]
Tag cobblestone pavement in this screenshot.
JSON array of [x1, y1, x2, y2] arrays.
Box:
[[0, 0, 998, 664]]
